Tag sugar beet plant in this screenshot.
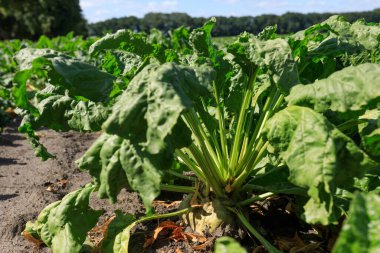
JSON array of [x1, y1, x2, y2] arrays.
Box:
[[13, 16, 380, 252]]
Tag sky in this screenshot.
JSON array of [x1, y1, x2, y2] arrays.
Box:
[[80, 0, 380, 23]]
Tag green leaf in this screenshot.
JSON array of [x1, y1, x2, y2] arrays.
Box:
[[50, 58, 115, 102], [100, 210, 135, 252], [103, 62, 211, 153], [333, 192, 380, 253], [112, 219, 139, 253], [101, 50, 143, 78], [359, 109, 380, 161], [23, 201, 60, 241], [257, 25, 278, 40], [33, 85, 110, 132], [76, 133, 110, 182], [189, 18, 216, 61], [77, 133, 130, 203], [95, 62, 213, 210], [89, 29, 153, 56], [264, 106, 376, 224], [14, 48, 116, 103], [14, 48, 66, 71], [323, 15, 380, 51], [12, 57, 50, 111], [246, 166, 306, 196], [23, 184, 102, 253], [287, 63, 380, 120], [214, 236, 247, 253], [228, 36, 299, 94], [18, 115, 55, 161]]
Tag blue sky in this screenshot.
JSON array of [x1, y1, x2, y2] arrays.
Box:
[[80, 0, 380, 23]]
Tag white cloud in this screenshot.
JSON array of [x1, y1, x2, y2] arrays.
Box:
[[214, 0, 240, 4], [146, 0, 179, 12], [81, 0, 180, 21]]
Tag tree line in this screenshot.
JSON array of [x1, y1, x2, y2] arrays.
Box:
[[89, 9, 380, 36], [0, 0, 87, 40], [0, 1, 379, 40]]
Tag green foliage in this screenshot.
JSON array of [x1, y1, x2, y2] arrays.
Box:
[[333, 192, 380, 253], [24, 184, 102, 253], [0, 0, 87, 39], [7, 16, 380, 252], [264, 106, 375, 224], [287, 64, 380, 120], [99, 210, 136, 252], [214, 237, 247, 253]]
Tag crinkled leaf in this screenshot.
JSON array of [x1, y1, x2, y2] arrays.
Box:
[[333, 192, 380, 253], [76, 133, 110, 182], [77, 132, 170, 212], [100, 210, 136, 252], [98, 135, 129, 203], [16, 82, 110, 160], [354, 169, 380, 193], [50, 58, 115, 102], [214, 236, 247, 253], [23, 184, 102, 253], [119, 139, 169, 210], [102, 50, 143, 78], [228, 36, 299, 94], [103, 62, 212, 153], [98, 62, 213, 210], [23, 202, 60, 241], [14, 48, 67, 71], [14, 48, 115, 103], [77, 134, 130, 203], [323, 15, 380, 51], [89, 29, 153, 56], [264, 106, 376, 224], [287, 63, 380, 120], [189, 18, 216, 62], [33, 85, 110, 132], [257, 25, 278, 40], [65, 100, 110, 131]]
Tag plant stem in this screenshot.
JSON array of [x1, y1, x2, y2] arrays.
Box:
[[187, 145, 225, 198], [184, 110, 224, 182], [232, 209, 282, 253], [234, 87, 276, 176], [133, 207, 191, 226], [213, 81, 229, 173], [166, 170, 197, 182], [175, 149, 207, 183], [235, 91, 284, 181], [160, 184, 195, 193], [231, 141, 269, 191], [337, 119, 365, 132], [229, 68, 257, 170], [237, 192, 275, 206]]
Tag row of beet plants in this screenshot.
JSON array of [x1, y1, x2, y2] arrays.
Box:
[[8, 15, 380, 252]]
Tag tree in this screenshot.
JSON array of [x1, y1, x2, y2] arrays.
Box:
[[0, 0, 87, 39]]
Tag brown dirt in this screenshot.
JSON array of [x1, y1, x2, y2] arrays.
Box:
[[0, 119, 146, 253]]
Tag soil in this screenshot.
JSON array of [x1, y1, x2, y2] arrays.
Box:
[[0, 119, 146, 253], [0, 118, 336, 253]]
